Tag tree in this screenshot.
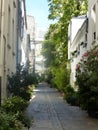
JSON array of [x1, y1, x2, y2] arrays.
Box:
[[41, 40, 56, 67], [42, 0, 88, 90]]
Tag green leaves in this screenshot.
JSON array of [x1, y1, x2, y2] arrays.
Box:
[[42, 0, 88, 91], [42, 40, 56, 67], [0, 111, 24, 130], [1, 96, 28, 114], [76, 46, 98, 118], [0, 96, 32, 129], [48, 0, 63, 20], [47, 0, 88, 65], [48, 0, 88, 21]]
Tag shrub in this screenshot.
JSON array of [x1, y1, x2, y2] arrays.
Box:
[[1, 96, 31, 128], [53, 67, 70, 92], [1, 96, 28, 114], [18, 113, 32, 128], [64, 84, 79, 106], [7, 65, 35, 101], [76, 46, 98, 118], [0, 111, 25, 130]]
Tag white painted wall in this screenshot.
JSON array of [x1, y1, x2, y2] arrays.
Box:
[[68, 16, 88, 89], [68, 0, 98, 88], [69, 17, 86, 44], [68, 16, 86, 60]]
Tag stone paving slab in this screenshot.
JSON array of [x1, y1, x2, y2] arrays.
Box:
[[26, 82, 98, 130]]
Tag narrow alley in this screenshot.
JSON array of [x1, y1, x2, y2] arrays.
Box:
[[26, 82, 98, 130]]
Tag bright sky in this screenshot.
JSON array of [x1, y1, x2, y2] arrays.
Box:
[[26, 0, 52, 29]]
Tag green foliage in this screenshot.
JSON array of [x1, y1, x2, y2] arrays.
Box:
[[76, 46, 98, 118], [7, 65, 35, 100], [1, 96, 31, 128], [47, 0, 88, 48], [42, 0, 88, 98], [48, 0, 88, 20], [1, 65, 34, 129], [42, 0, 87, 90], [0, 111, 25, 130], [53, 67, 70, 91], [34, 73, 42, 83], [44, 70, 53, 83], [64, 84, 79, 106], [42, 40, 56, 67], [17, 112, 32, 128], [43, 70, 56, 87], [1, 96, 28, 114]]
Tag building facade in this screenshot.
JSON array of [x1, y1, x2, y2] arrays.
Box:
[[68, 0, 98, 89], [68, 16, 88, 89], [0, 0, 18, 103], [17, 0, 28, 66], [25, 33, 31, 70], [0, 0, 27, 103], [87, 0, 98, 50], [34, 27, 47, 74], [27, 15, 35, 42], [27, 15, 36, 73]]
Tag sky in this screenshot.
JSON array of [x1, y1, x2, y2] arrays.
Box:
[[26, 0, 52, 30]]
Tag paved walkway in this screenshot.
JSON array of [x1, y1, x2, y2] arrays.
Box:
[[26, 82, 98, 130]]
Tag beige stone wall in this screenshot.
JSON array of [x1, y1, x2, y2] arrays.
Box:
[[0, 0, 18, 103], [87, 0, 98, 50], [0, 0, 28, 103]]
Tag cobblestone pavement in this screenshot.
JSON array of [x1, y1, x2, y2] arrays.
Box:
[[26, 82, 98, 130]]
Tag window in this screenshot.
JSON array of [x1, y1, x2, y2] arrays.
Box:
[[83, 42, 87, 48], [92, 4, 96, 43], [21, 17, 24, 39], [93, 32, 96, 40], [93, 4, 96, 12], [13, 1, 16, 8], [85, 33, 87, 42], [86, 18, 88, 33], [77, 45, 80, 55]]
